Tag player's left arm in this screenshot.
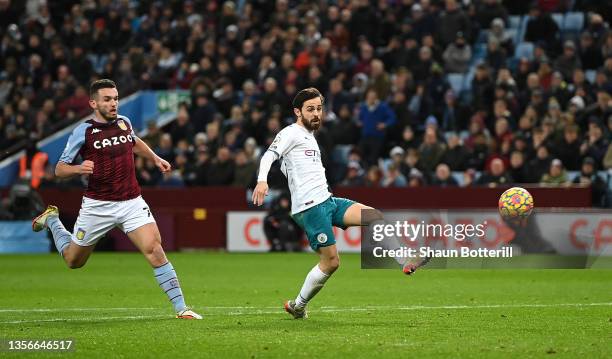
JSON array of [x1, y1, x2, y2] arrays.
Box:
[[133, 137, 171, 173]]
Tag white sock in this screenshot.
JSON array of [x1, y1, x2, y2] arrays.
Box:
[[295, 264, 330, 309]]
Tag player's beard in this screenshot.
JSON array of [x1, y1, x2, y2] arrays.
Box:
[[98, 107, 118, 122], [302, 116, 321, 132]]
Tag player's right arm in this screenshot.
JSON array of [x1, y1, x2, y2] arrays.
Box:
[[252, 129, 294, 206], [55, 160, 94, 178], [252, 151, 278, 206], [55, 123, 92, 178]]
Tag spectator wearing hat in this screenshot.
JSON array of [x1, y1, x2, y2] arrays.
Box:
[[540, 158, 569, 186], [566, 96, 585, 121], [410, 3, 436, 41], [573, 156, 607, 207], [443, 31, 472, 74], [407, 168, 426, 187], [488, 18, 514, 55], [386, 145, 405, 166]]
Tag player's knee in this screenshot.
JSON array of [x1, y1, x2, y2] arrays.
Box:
[[144, 243, 167, 265], [362, 208, 384, 225], [323, 256, 340, 273]]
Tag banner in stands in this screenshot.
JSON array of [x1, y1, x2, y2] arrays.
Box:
[[227, 210, 612, 256]]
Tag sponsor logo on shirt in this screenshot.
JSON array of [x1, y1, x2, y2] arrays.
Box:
[[93, 134, 134, 149], [304, 149, 319, 157]]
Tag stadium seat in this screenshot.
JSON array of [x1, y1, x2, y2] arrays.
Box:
[[471, 44, 487, 64], [463, 67, 475, 92], [563, 12, 584, 32], [451, 172, 464, 186], [514, 42, 534, 60], [476, 30, 489, 45], [505, 29, 518, 44], [566, 171, 580, 182], [585, 70, 596, 84], [551, 13, 564, 29], [508, 16, 521, 29], [517, 15, 530, 42], [447, 74, 465, 95]]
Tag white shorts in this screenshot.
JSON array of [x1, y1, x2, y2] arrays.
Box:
[[72, 195, 156, 247]]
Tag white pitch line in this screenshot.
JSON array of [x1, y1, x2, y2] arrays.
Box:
[[0, 307, 157, 313], [1, 302, 610, 323], [1, 315, 170, 324]]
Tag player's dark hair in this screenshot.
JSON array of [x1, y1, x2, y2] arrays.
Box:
[[90, 79, 117, 98], [292, 87, 324, 110]]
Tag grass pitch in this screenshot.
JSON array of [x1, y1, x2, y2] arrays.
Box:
[[1, 253, 611, 358]]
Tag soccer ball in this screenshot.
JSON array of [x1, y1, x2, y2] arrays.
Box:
[[498, 187, 534, 220]]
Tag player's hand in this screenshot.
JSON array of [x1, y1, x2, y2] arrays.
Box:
[[252, 181, 269, 206], [155, 157, 171, 173], [79, 160, 94, 175]]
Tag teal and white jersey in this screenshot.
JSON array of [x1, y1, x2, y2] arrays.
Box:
[[268, 124, 331, 214]]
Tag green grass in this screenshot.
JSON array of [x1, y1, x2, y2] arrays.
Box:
[[1, 253, 611, 358]]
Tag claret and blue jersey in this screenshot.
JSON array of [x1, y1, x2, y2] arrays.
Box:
[[59, 115, 141, 201]]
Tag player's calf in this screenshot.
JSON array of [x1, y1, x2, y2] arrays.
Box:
[[61, 244, 93, 269]]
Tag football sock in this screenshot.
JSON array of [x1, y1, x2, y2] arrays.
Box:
[[295, 264, 330, 309], [154, 262, 187, 312], [47, 216, 71, 256]]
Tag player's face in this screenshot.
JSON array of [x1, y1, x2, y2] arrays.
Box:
[[90, 87, 119, 121], [297, 97, 323, 131]]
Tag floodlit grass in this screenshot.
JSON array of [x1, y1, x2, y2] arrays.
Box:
[[1, 253, 610, 358]]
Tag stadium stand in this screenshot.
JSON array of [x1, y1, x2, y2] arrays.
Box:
[[0, 0, 611, 207]]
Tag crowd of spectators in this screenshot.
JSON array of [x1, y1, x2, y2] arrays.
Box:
[[2, 1, 612, 205]]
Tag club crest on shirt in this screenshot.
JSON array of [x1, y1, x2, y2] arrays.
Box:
[[76, 228, 86, 241], [317, 233, 328, 244], [117, 120, 127, 131]]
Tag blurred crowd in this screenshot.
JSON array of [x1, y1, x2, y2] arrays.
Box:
[[2, 1, 612, 205]]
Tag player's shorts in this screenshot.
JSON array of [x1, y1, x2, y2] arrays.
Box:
[[291, 196, 355, 251], [71, 195, 156, 247]]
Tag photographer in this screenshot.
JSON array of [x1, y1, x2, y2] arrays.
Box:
[[263, 192, 303, 252]]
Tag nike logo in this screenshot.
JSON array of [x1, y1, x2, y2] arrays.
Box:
[[92, 128, 101, 134]]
